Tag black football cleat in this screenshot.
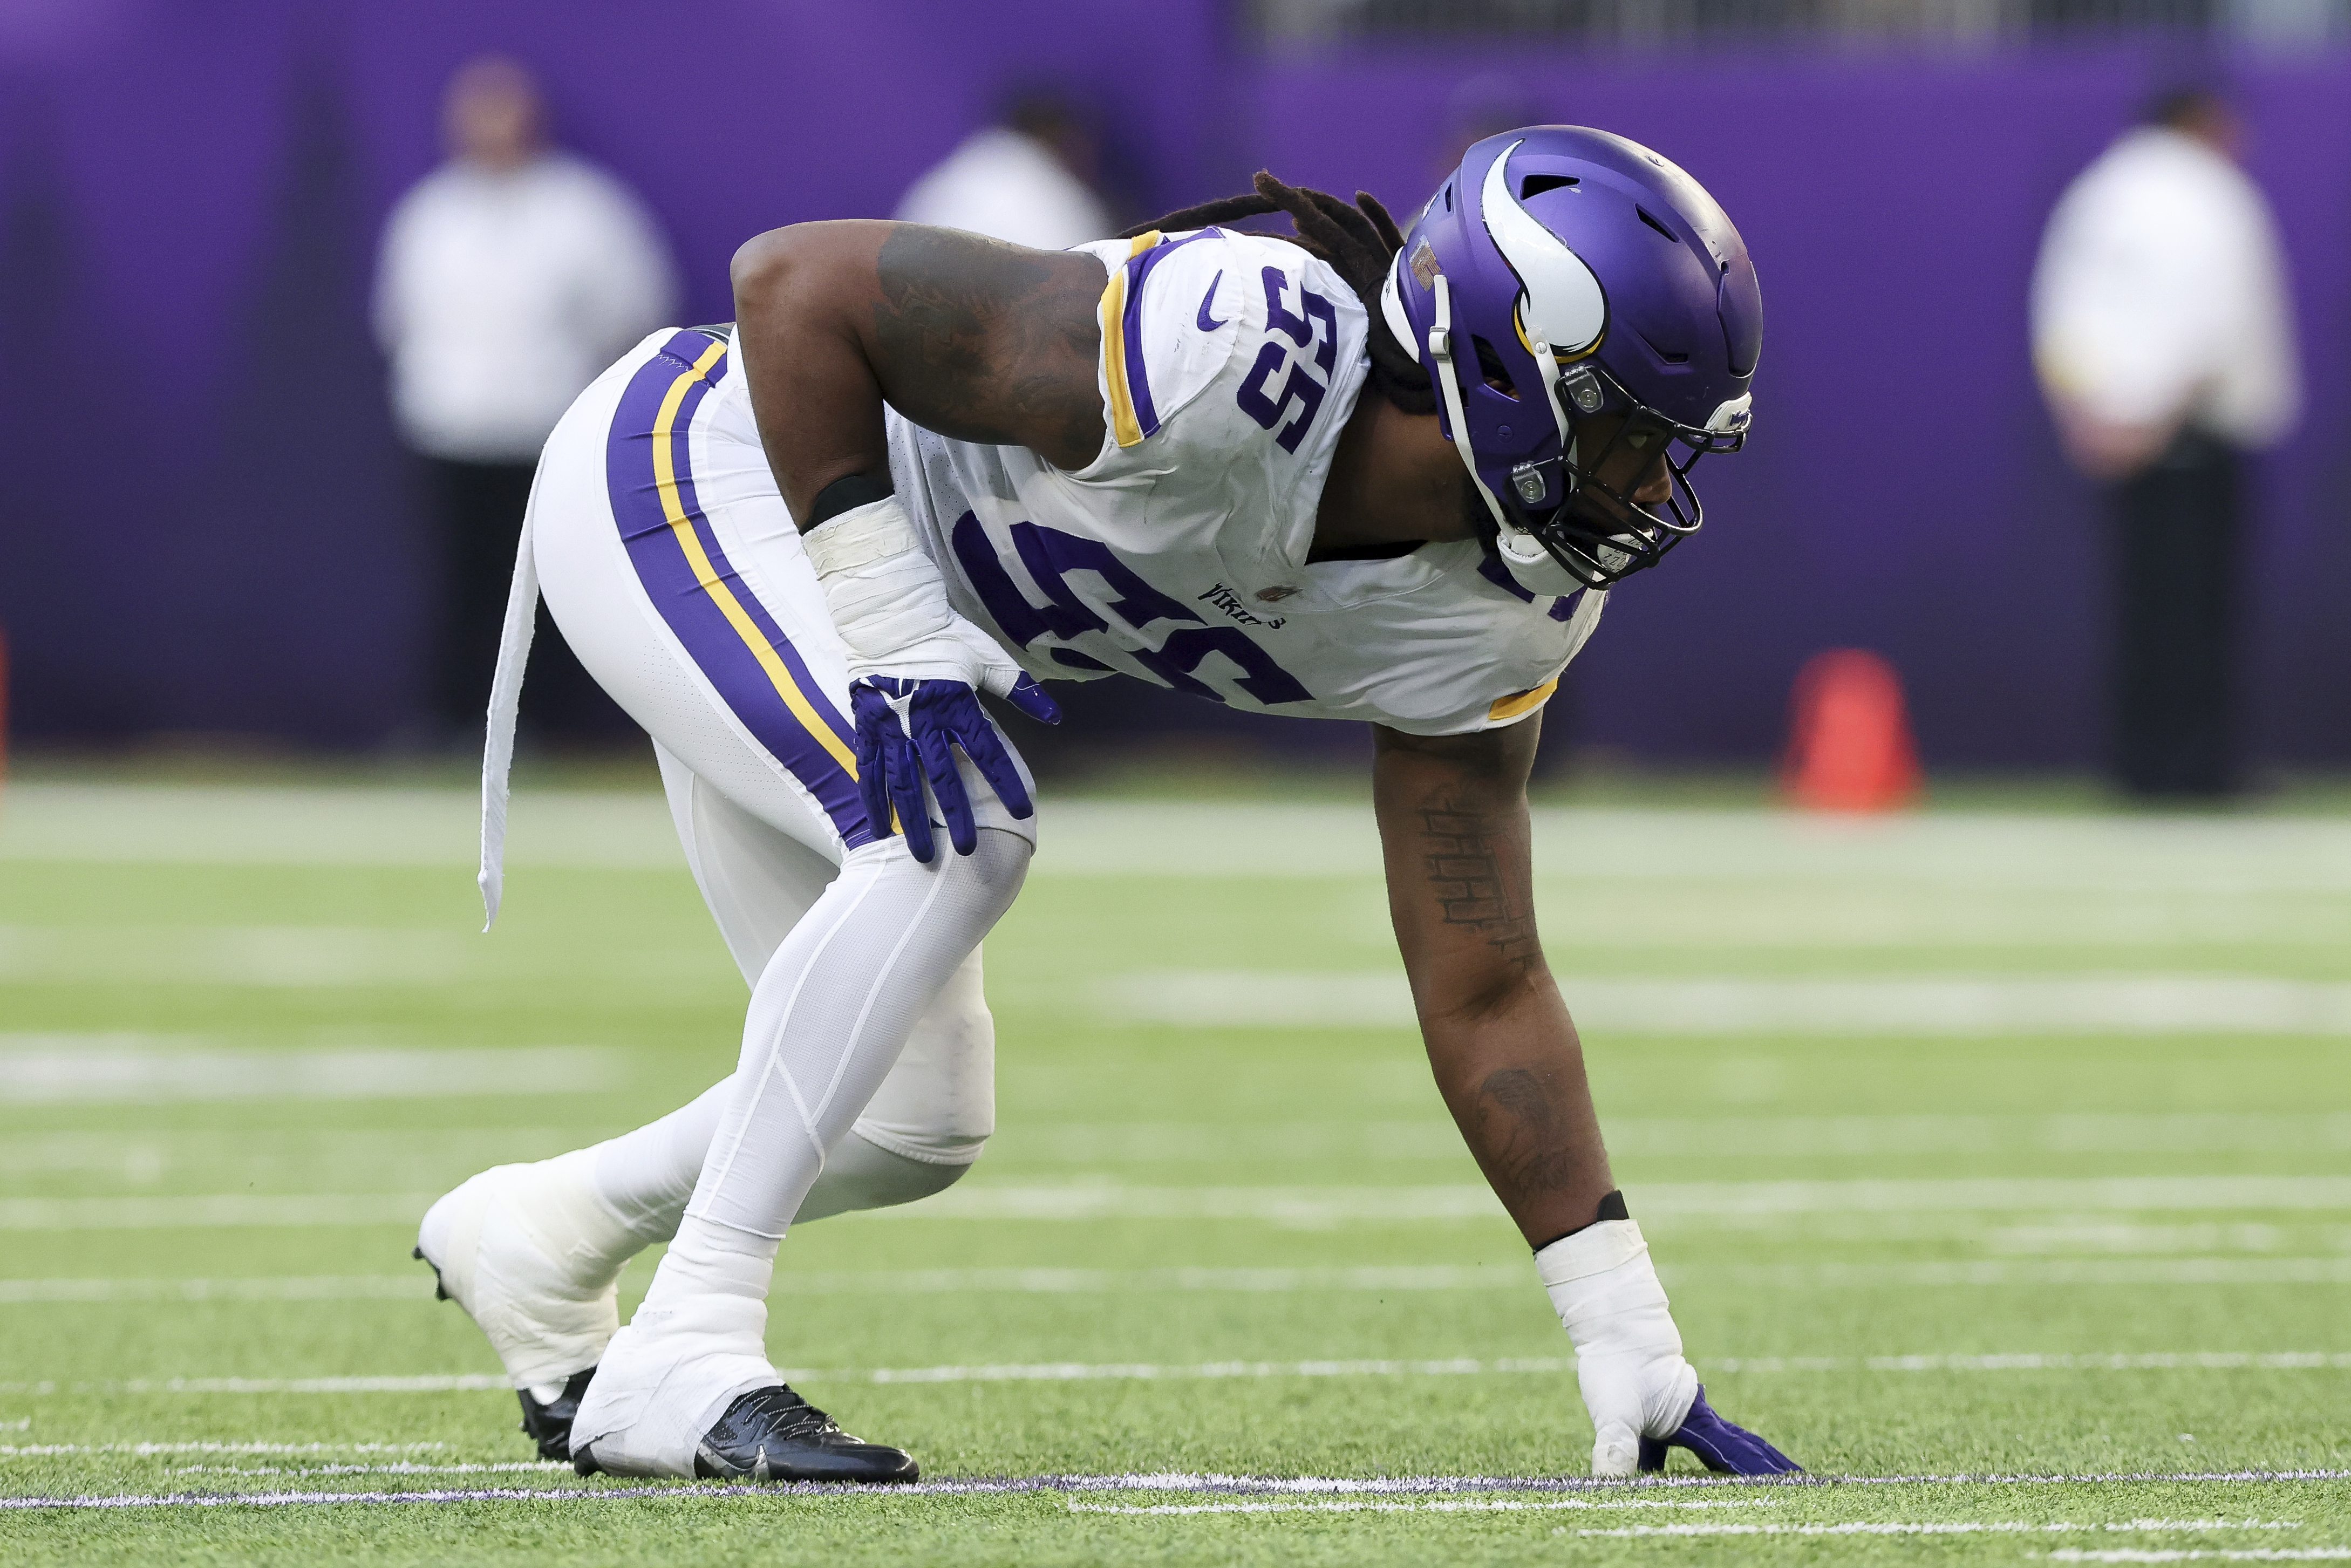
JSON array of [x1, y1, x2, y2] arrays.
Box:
[[573, 1385, 918, 1483], [518, 1367, 597, 1461]]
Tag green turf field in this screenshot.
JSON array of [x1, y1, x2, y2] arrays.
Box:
[[2, 772, 2347, 1564]]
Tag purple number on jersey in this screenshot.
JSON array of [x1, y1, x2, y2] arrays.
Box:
[[1264, 265, 1314, 348], [1237, 342, 1328, 455], [1237, 267, 1336, 454], [950, 513, 1312, 706]]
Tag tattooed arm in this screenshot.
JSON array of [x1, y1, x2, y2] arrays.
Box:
[[1372, 719, 1616, 1246], [728, 221, 1108, 523]]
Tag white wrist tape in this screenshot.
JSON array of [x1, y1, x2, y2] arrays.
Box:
[[1535, 1218, 1698, 1471], [1536, 1217, 1673, 1337], [801, 496, 960, 677], [801, 495, 921, 576]]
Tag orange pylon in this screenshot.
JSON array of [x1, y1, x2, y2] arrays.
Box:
[[1782, 649, 1920, 812]]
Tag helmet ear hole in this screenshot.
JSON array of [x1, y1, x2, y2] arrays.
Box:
[[1471, 336, 1519, 400]]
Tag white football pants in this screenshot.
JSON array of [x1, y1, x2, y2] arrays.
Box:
[[496, 328, 1033, 1254]]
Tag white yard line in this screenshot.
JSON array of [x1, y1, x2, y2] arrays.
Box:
[[10, 1114, 2334, 1182], [1079, 1508, 2301, 1530], [0, 1196, 440, 1231], [1578, 1519, 2303, 1537], [1072, 1498, 1774, 1515], [0, 785, 678, 869], [166, 1462, 568, 1477], [0, 930, 475, 988], [1038, 804, 2351, 889], [6, 1351, 2346, 1399], [11, 788, 2351, 892], [0, 1278, 435, 1304], [1694, 1260, 2351, 1287], [2049, 1552, 2351, 1563], [13, 1175, 2345, 1233], [0, 1442, 448, 1456], [1100, 972, 2351, 1035], [0, 1045, 620, 1105], [897, 1176, 2351, 1224], [0, 1375, 514, 1396], [56, 1260, 2345, 1305], [1017, 1113, 2351, 1161]]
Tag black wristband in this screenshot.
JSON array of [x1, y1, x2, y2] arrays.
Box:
[[806, 471, 895, 529], [1529, 1189, 1631, 1255]]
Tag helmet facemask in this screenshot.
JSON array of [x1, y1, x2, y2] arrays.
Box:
[[1512, 360, 1750, 590]]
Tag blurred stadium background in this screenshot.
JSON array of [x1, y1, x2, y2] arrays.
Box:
[[2, 2, 2348, 1560], [1, 0, 2347, 776]]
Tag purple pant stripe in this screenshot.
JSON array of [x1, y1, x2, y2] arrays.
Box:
[[604, 331, 872, 846]]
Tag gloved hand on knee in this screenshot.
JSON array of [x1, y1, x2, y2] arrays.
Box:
[[803, 493, 1059, 862]]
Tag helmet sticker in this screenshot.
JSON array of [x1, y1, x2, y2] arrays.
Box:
[[1478, 142, 1605, 358], [1409, 241, 1441, 289]]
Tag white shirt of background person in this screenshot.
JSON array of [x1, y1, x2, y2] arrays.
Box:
[[893, 92, 1113, 251], [374, 56, 679, 465], [2030, 91, 2300, 481]]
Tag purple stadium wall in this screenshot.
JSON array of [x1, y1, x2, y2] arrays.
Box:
[[0, 2, 2343, 767]]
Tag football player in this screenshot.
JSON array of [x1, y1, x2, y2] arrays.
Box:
[[418, 125, 1795, 1485]]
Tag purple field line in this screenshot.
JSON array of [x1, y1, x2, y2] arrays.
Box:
[[4, 1470, 2350, 1510]]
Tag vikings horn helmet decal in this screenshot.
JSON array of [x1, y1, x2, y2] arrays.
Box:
[[1480, 147, 1606, 361], [1380, 126, 1764, 592]]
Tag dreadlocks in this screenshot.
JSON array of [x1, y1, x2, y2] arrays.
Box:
[[1122, 172, 1437, 417]]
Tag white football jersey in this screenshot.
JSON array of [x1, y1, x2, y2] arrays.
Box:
[[889, 228, 1605, 735]]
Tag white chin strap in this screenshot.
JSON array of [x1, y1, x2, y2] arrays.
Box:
[[1423, 273, 1507, 533], [1493, 517, 1589, 598], [1409, 263, 1591, 601]]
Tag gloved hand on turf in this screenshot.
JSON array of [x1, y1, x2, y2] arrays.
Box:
[[803, 493, 1060, 863], [1535, 1216, 1801, 1477], [1637, 1385, 1800, 1475]]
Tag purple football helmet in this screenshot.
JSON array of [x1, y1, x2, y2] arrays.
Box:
[[1380, 126, 1763, 590]]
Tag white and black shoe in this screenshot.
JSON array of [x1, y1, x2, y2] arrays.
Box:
[[574, 1384, 918, 1484], [515, 1367, 598, 1462], [414, 1153, 640, 1457], [564, 1296, 915, 1482]]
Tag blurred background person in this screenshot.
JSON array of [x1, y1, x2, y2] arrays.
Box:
[[893, 86, 1114, 249], [373, 55, 678, 748], [2030, 86, 2300, 803]]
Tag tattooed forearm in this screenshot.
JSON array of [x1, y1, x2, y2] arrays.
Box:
[[1472, 1066, 1587, 1196], [871, 226, 1105, 464], [1415, 794, 1543, 973], [1372, 722, 1613, 1242]]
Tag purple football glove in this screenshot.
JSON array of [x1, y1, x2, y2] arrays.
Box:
[[1637, 1386, 1801, 1475], [850, 673, 1060, 863]]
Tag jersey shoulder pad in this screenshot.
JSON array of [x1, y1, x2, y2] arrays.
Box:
[[1073, 228, 1364, 463]]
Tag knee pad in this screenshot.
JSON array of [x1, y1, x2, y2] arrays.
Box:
[[843, 939, 997, 1163], [793, 1129, 979, 1224]]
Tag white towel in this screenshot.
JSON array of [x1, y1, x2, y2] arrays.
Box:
[[478, 504, 540, 930]]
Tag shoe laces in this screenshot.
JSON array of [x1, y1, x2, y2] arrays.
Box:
[[736, 1385, 841, 1444]]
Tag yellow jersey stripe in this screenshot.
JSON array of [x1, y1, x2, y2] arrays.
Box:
[[650, 341, 860, 778], [1488, 677, 1559, 724], [1099, 230, 1161, 449]]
